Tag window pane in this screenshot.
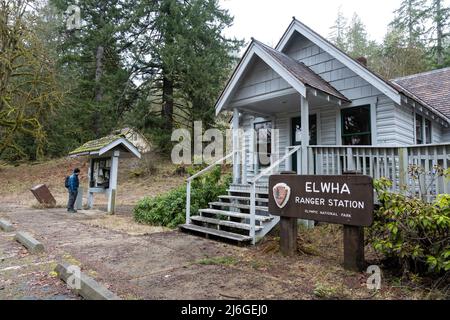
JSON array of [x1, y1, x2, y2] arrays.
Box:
[[342, 134, 371, 146], [254, 121, 272, 167], [341, 105, 371, 146], [292, 115, 317, 145], [342, 106, 371, 135], [425, 119, 431, 144], [416, 114, 423, 144]]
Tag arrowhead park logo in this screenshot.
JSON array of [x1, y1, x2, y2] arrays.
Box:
[[273, 183, 291, 209]]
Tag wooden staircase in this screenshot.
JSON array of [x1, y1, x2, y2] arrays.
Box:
[[180, 184, 279, 244]]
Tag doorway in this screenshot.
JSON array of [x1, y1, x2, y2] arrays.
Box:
[[291, 115, 317, 172]]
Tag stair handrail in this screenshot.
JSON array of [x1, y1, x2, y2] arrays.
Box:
[[248, 145, 301, 184], [247, 145, 301, 244], [185, 151, 237, 225]]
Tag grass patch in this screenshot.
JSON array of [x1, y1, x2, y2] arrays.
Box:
[[313, 282, 349, 300], [196, 256, 238, 266]]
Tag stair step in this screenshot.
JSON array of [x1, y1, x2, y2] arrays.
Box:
[[190, 216, 264, 231], [227, 189, 269, 195], [209, 202, 268, 211], [180, 224, 252, 242], [199, 208, 273, 222], [219, 195, 268, 203]]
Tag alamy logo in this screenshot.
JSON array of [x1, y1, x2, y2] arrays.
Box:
[[366, 265, 382, 290], [273, 183, 291, 209]]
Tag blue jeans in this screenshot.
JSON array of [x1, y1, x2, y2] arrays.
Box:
[[67, 191, 78, 211]]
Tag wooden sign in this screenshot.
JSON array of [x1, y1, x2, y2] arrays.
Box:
[[30, 184, 56, 207], [269, 175, 374, 227]]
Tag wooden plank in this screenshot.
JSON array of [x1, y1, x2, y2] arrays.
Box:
[[343, 225, 365, 272], [179, 224, 252, 242], [14, 232, 44, 254], [227, 188, 269, 195], [0, 219, 14, 232], [208, 202, 268, 211], [219, 195, 268, 203], [190, 215, 263, 231], [280, 217, 297, 256], [199, 209, 272, 222], [444, 146, 449, 194]]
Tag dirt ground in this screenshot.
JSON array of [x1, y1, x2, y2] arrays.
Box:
[[0, 158, 447, 300]]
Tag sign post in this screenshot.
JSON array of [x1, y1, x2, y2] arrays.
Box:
[[279, 171, 297, 256], [269, 174, 374, 271], [342, 171, 365, 271]]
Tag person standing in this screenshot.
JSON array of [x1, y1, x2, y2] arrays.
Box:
[[67, 168, 80, 213]]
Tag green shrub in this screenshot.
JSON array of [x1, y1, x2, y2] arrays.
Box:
[[133, 165, 231, 228], [368, 178, 450, 275]]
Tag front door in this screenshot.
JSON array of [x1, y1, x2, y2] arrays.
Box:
[[291, 115, 317, 172]]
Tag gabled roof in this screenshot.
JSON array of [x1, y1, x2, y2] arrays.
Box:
[[69, 134, 141, 158], [254, 40, 349, 102], [391, 67, 450, 118], [215, 39, 349, 114], [275, 18, 450, 124]]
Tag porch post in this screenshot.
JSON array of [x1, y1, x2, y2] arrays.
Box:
[[107, 150, 120, 214], [300, 95, 313, 228], [232, 108, 241, 184], [300, 95, 310, 174], [87, 158, 94, 209]]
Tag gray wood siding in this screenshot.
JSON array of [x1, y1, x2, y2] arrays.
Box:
[[375, 97, 396, 144], [394, 104, 415, 145], [432, 124, 443, 143], [443, 128, 450, 142], [283, 34, 382, 101], [320, 108, 337, 145], [232, 57, 291, 102]]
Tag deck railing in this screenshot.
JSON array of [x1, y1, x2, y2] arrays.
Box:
[[306, 144, 450, 200]]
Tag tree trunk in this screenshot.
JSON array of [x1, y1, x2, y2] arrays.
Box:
[[162, 74, 174, 132], [93, 45, 104, 137]]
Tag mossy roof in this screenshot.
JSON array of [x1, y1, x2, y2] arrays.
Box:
[[69, 134, 124, 156]]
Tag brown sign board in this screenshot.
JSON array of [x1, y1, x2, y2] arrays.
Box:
[[269, 175, 374, 227], [30, 184, 56, 207]]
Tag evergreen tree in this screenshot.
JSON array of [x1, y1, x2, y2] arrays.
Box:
[[390, 0, 427, 46], [125, 0, 242, 152], [373, 27, 428, 79], [346, 13, 370, 58], [49, 0, 135, 143], [425, 0, 450, 67], [329, 6, 348, 51]]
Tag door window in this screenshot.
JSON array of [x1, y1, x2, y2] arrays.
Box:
[[254, 121, 272, 167]]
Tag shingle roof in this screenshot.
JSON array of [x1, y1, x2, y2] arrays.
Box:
[[69, 134, 123, 155], [254, 40, 350, 102], [391, 67, 450, 118]]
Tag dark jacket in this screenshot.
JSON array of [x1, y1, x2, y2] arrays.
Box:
[[68, 173, 79, 193]]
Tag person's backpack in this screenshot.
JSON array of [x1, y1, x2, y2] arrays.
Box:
[[64, 175, 70, 189]]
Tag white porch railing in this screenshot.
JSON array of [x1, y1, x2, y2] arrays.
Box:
[[185, 151, 236, 224], [306, 143, 450, 200]]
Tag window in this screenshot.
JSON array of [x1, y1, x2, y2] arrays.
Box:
[[254, 121, 272, 167], [425, 119, 432, 144], [416, 114, 423, 144], [292, 115, 317, 146], [341, 105, 371, 145], [416, 114, 432, 144]]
